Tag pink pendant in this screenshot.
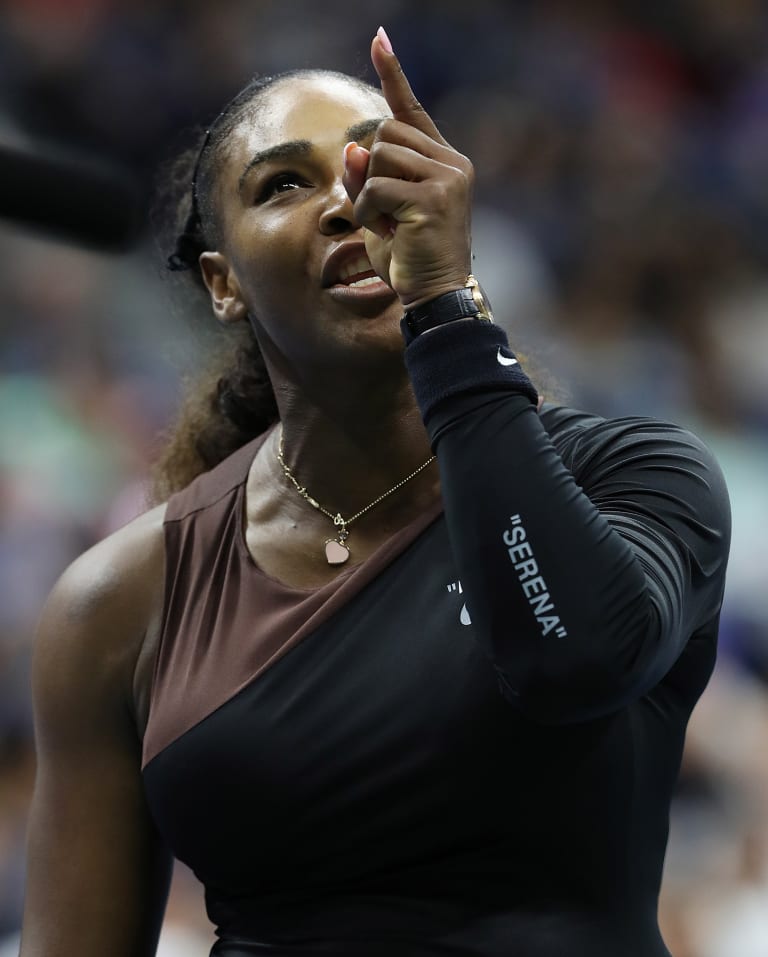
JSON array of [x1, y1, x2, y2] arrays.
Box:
[[325, 539, 350, 565]]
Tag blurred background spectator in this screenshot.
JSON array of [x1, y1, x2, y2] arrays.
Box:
[[0, 2, 766, 954]]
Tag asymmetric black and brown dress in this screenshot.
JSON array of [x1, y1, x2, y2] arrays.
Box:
[[142, 320, 730, 956]]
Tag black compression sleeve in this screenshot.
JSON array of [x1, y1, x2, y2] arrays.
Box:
[[404, 320, 731, 724]]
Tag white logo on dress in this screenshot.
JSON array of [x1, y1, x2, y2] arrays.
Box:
[[496, 347, 518, 367], [447, 581, 472, 626]]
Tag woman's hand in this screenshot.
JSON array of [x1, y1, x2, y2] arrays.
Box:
[[342, 27, 474, 309]]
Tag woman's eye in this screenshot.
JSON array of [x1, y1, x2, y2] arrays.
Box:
[[257, 173, 309, 202]]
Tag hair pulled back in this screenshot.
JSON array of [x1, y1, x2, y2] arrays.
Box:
[[152, 69, 378, 501]]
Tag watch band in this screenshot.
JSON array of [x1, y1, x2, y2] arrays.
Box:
[[403, 287, 480, 338], [402, 275, 493, 340]]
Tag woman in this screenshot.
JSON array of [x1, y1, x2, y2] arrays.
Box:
[[21, 27, 730, 957]]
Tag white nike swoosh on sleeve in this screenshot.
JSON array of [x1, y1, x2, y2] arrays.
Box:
[[496, 347, 518, 367]]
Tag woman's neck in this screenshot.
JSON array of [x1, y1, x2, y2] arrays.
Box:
[[271, 376, 435, 517], [243, 373, 440, 587]]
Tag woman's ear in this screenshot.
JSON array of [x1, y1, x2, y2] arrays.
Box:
[[199, 251, 248, 324]]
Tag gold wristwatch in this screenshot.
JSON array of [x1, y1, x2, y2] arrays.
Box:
[[402, 274, 494, 337]]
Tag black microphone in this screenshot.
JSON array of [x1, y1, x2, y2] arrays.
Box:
[[0, 140, 144, 252]]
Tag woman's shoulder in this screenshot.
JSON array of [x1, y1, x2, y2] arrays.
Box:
[[32, 503, 169, 725], [164, 433, 267, 523], [540, 401, 723, 463], [49, 503, 168, 623], [540, 402, 731, 539]]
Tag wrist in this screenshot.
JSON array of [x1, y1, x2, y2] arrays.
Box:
[[401, 275, 494, 342], [401, 277, 472, 311]]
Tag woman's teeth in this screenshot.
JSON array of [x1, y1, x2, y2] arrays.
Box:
[[338, 254, 374, 283], [348, 275, 381, 288]]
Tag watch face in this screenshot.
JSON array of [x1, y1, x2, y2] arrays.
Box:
[[470, 282, 494, 322]]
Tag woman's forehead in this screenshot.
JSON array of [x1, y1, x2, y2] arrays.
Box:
[[231, 75, 389, 155]]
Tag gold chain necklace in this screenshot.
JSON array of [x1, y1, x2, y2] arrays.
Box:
[[277, 429, 436, 565]]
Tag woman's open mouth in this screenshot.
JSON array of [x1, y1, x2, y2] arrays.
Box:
[[322, 245, 396, 309]]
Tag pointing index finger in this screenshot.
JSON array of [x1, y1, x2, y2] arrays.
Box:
[[372, 27, 448, 146]]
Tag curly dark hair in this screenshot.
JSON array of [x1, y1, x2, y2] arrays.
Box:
[[151, 69, 380, 501]]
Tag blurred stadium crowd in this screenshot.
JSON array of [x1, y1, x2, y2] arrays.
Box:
[[0, 1, 766, 955]]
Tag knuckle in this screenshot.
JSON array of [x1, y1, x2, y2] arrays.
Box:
[[355, 178, 381, 215], [367, 140, 386, 164], [444, 149, 473, 176], [457, 162, 474, 190], [358, 175, 379, 199], [375, 118, 398, 142], [439, 164, 471, 196], [353, 183, 370, 211], [426, 179, 451, 205], [456, 151, 473, 173]]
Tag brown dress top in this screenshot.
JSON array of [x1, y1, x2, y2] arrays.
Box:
[[142, 432, 443, 769]]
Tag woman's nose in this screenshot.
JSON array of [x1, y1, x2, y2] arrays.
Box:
[[318, 179, 359, 235]]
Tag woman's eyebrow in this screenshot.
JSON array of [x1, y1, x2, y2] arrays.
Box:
[[237, 119, 386, 194], [238, 140, 312, 193], [345, 118, 386, 142]]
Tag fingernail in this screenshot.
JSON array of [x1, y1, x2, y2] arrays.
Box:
[[343, 142, 369, 170], [343, 141, 357, 168], [377, 25, 394, 55]]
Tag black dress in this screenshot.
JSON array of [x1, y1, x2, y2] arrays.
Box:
[[143, 321, 730, 956]]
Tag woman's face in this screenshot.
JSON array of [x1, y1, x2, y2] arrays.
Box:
[[204, 74, 401, 380]]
